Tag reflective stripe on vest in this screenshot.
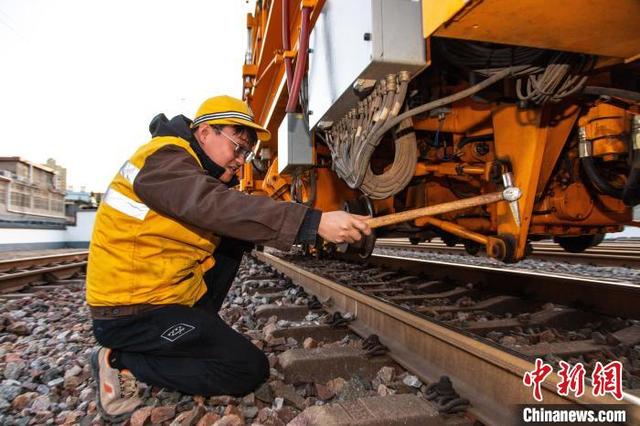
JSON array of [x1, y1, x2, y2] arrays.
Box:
[[119, 160, 140, 183], [103, 188, 149, 220]]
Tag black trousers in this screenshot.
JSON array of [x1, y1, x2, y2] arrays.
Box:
[[92, 240, 267, 396]]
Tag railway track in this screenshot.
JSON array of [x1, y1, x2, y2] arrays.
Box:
[[0, 252, 476, 424], [0, 251, 88, 294], [255, 249, 640, 425], [0, 249, 636, 424], [376, 238, 640, 268]]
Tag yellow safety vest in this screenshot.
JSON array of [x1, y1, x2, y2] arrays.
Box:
[[86, 136, 219, 307]]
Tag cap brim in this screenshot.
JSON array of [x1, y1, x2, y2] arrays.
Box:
[[194, 117, 271, 141]]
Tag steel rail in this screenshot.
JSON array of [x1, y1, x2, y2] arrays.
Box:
[[378, 238, 640, 250], [367, 253, 640, 320], [0, 251, 88, 294], [376, 239, 640, 268], [0, 251, 89, 272], [255, 250, 640, 425]]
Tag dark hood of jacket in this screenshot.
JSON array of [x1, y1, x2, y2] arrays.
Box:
[[148, 113, 239, 187]]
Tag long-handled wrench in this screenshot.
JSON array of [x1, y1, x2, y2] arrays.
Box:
[[364, 187, 522, 230]]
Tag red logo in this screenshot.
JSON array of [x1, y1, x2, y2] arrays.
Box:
[[523, 358, 554, 402], [591, 361, 623, 400], [523, 359, 624, 401], [557, 360, 586, 397]]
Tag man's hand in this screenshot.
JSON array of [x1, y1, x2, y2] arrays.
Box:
[[318, 211, 372, 244]]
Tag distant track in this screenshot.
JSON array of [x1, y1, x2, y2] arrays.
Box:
[[375, 239, 640, 268], [0, 251, 88, 294]]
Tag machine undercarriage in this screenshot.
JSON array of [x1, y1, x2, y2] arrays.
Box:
[[239, 0, 640, 262]]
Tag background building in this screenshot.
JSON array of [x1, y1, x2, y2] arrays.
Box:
[[46, 158, 67, 194], [0, 157, 66, 227]]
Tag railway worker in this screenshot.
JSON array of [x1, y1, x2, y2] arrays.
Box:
[[85, 95, 371, 421]]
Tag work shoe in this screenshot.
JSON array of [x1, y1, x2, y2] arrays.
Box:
[[90, 347, 142, 422]]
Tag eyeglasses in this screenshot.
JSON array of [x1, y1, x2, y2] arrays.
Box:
[[216, 128, 256, 162]]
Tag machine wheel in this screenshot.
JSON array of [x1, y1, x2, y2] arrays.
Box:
[[409, 237, 421, 245], [554, 234, 604, 253], [490, 234, 518, 263], [442, 233, 459, 247], [463, 240, 481, 256]]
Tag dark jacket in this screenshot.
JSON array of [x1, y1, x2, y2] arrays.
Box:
[[137, 114, 321, 248]]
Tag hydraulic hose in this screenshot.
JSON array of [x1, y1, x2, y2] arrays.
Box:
[[368, 66, 528, 147], [349, 66, 527, 189], [359, 120, 418, 199], [366, 77, 397, 139], [579, 120, 640, 206], [285, 6, 311, 112], [623, 120, 640, 205], [623, 166, 640, 206], [349, 78, 408, 187], [580, 156, 623, 199], [582, 86, 640, 103], [282, 0, 293, 93], [347, 82, 398, 185]]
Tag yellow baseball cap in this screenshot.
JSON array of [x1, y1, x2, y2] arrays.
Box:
[[192, 95, 271, 141]]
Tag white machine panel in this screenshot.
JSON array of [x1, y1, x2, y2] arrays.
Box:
[[307, 0, 426, 129]]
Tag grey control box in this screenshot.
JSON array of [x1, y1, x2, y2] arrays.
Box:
[[307, 0, 427, 130], [278, 113, 313, 174]]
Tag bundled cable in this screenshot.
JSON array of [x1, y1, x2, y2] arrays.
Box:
[[516, 53, 595, 105], [433, 38, 547, 73], [324, 72, 413, 198], [323, 67, 526, 199], [435, 39, 596, 105]]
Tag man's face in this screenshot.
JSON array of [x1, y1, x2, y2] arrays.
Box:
[[200, 125, 253, 182]]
